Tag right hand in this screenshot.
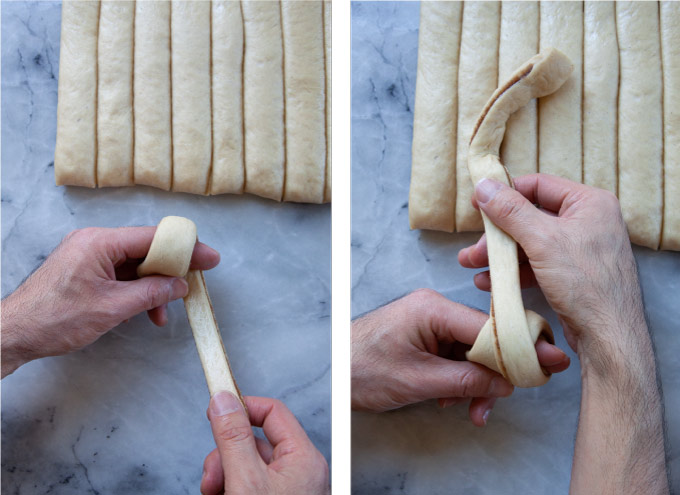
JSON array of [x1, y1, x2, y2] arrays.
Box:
[[200, 392, 329, 495], [459, 174, 643, 355]]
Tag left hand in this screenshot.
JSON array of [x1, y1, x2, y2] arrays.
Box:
[[1, 226, 220, 377]]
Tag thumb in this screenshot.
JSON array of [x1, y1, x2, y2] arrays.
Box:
[[421, 358, 514, 399], [111, 276, 188, 321], [208, 391, 264, 481], [475, 178, 547, 246]]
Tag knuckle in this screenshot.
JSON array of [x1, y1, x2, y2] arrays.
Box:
[[217, 423, 253, 444], [408, 288, 438, 304], [144, 280, 170, 309], [493, 194, 524, 222], [458, 368, 485, 397]]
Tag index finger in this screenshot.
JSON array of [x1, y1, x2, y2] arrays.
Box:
[[419, 292, 489, 346], [105, 226, 220, 270], [244, 397, 317, 454]]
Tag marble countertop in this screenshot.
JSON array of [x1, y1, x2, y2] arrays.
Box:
[[1, 2, 330, 493], [351, 2, 680, 493]]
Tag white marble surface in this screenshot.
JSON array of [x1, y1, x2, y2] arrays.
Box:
[[351, 2, 680, 493], [1, 2, 330, 493]]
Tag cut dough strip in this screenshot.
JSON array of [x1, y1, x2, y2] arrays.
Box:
[[583, 1, 618, 194], [498, 0, 538, 179], [138, 216, 246, 408], [133, 0, 172, 191], [210, 0, 245, 195], [171, 1, 212, 195], [466, 48, 573, 388], [281, 1, 326, 204], [538, 2, 583, 183], [660, 1, 680, 251], [97, 0, 134, 188], [616, 1, 663, 250], [409, 2, 463, 233], [54, 0, 100, 188], [242, 1, 286, 201], [455, 1, 500, 232], [323, 1, 332, 204]]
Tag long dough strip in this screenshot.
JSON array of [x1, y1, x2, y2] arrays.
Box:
[[133, 1, 172, 191], [171, 0, 212, 195], [323, 1, 332, 204], [210, 0, 245, 195], [616, 2, 663, 250], [466, 48, 573, 388], [498, 1, 538, 178], [660, 1, 680, 251], [409, 2, 463, 232], [455, 1, 499, 233], [538, 2, 583, 183], [242, 1, 285, 201], [137, 217, 246, 408], [97, 0, 134, 188], [54, 0, 100, 188], [583, 1, 618, 194], [281, 1, 326, 204]]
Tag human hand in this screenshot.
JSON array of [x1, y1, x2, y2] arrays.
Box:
[[1, 226, 220, 377], [351, 289, 569, 425], [200, 393, 329, 495], [458, 174, 644, 356]]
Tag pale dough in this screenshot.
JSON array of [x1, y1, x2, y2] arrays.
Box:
[[97, 0, 134, 188], [583, 1, 618, 194], [210, 0, 245, 196], [54, 0, 99, 188], [171, 1, 212, 195], [281, 1, 326, 204], [466, 48, 573, 388], [323, 1, 332, 204], [538, 1, 583, 183], [242, 1, 285, 201], [133, 0, 172, 191], [498, 1, 538, 178], [138, 216, 246, 407], [616, 1, 663, 250], [455, 1, 499, 232], [661, 1, 680, 251], [409, 2, 462, 233]]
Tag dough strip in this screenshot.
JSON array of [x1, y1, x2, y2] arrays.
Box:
[[138, 217, 246, 409], [466, 48, 573, 388]]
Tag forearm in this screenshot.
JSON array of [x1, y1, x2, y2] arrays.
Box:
[[1, 293, 34, 378], [570, 323, 669, 494]]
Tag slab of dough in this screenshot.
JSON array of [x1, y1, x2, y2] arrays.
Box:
[[97, 0, 134, 188], [661, 1, 680, 251], [409, 2, 462, 233], [323, 1, 332, 204], [137, 216, 246, 408], [133, 1, 172, 191], [171, 0, 212, 195], [242, 1, 285, 201], [538, 2, 583, 183], [498, 1, 538, 178], [616, 1, 663, 250], [466, 48, 573, 387], [455, 1, 499, 232], [281, 1, 326, 204], [54, 0, 99, 188], [210, 1, 245, 196], [583, 1, 618, 194]]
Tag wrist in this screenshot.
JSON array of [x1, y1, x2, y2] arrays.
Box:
[[1, 294, 36, 378]]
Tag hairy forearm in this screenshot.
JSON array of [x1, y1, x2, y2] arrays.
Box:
[[570, 322, 669, 494]]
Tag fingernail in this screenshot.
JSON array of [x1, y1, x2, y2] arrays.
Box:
[[439, 398, 459, 409], [544, 350, 569, 367], [475, 178, 503, 204], [489, 377, 512, 397], [210, 391, 242, 417], [482, 408, 492, 425], [171, 278, 189, 299]]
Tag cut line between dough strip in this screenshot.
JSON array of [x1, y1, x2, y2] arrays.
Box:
[[465, 48, 573, 388], [137, 216, 246, 410]]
